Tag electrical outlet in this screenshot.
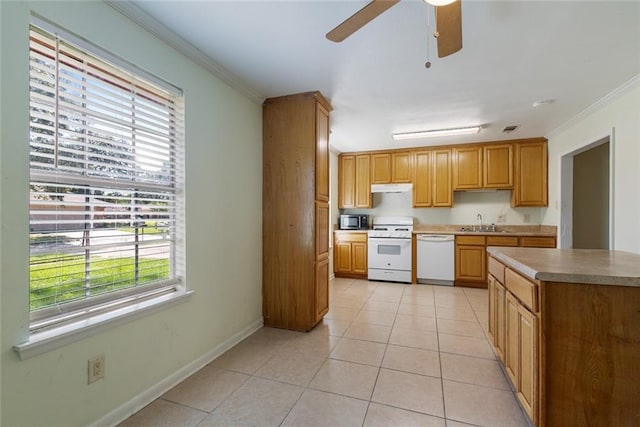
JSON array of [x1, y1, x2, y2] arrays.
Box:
[[88, 354, 105, 384], [523, 213, 531, 223], [497, 214, 506, 223]]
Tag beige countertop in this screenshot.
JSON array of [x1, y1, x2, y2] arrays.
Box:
[[335, 225, 557, 237], [413, 224, 557, 237], [487, 247, 640, 287]]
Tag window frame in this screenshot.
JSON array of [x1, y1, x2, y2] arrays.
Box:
[[23, 17, 187, 343]]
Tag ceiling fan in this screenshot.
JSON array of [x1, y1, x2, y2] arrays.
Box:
[[326, 0, 462, 58]]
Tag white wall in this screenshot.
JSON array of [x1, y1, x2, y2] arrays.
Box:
[[343, 190, 542, 226], [542, 80, 640, 253], [1, 2, 263, 426]]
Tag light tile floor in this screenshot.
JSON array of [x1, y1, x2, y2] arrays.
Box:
[[119, 278, 530, 427]]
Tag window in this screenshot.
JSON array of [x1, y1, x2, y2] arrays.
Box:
[[28, 22, 185, 331]]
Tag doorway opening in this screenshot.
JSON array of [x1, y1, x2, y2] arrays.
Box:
[[559, 132, 614, 249]]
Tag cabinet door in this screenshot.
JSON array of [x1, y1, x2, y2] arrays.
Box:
[[518, 303, 537, 422], [453, 146, 483, 190], [355, 154, 371, 208], [315, 257, 330, 323], [512, 141, 548, 207], [495, 280, 506, 362], [488, 275, 496, 344], [338, 155, 355, 209], [520, 236, 556, 248], [433, 149, 453, 207], [505, 292, 520, 386], [486, 236, 519, 247], [455, 245, 486, 282], [392, 151, 412, 183], [315, 102, 330, 201], [413, 150, 432, 207], [316, 202, 329, 259], [352, 241, 368, 274], [484, 144, 513, 188], [334, 242, 353, 273], [371, 153, 391, 184]]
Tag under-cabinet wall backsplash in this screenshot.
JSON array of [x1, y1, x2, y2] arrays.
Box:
[[341, 190, 543, 225]]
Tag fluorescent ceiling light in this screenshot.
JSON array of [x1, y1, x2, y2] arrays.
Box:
[[423, 0, 456, 6], [392, 126, 481, 140]]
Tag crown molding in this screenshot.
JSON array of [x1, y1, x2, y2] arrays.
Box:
[[547, 73, 640, 139], [105, 0, 264, 105]]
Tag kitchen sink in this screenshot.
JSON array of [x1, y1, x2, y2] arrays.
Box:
[[458, 226, 506, 233]]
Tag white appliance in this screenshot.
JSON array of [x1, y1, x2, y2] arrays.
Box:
[[416, 234, 455, 286], [370, 183, 412, 193], [368, 216, 413, 283]]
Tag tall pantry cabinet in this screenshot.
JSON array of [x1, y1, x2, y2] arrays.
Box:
[[263, 92, 331, 331]]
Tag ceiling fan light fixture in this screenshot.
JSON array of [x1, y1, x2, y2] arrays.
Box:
[[423, 0, 456, 6], [392, 126, 481, 140]]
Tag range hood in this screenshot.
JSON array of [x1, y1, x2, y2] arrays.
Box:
[[371, 183, 413, 193]]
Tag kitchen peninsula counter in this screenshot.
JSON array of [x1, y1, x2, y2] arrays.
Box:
[[487, 247, 640, 287], [486, 246, 640, 426]]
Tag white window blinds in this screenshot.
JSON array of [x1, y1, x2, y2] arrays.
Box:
[[28, 24, 185, 323]]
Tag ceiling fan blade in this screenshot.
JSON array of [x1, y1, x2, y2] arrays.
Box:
[[435, 1, 462, 58], [326, 0, 400, 42]]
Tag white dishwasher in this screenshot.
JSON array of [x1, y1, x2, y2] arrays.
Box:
[[416, 234, 455, 286]]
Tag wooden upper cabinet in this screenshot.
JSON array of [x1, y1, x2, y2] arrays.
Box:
[[338, 154, 371, 209], [315, 102, 330, 201], [512, 140, 548, 207], [391, 151, 412, 183], [338, 155, 355, 208], [355, 154, 371, 208], [413, 150, 432, 207], [371, 151, 411, 184], [432, 149, 453, 207], [371, 153, 391, 184], [453, 145, 483, 190], [484, 144, 513, 188]]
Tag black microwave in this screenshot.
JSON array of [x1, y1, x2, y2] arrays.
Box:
[[340, 214, 369, 230]]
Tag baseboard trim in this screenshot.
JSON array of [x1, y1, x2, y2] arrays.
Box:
[[89, 317, 264, 427]]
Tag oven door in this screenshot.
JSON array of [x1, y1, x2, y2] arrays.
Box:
[[368, 237, 412, 271]]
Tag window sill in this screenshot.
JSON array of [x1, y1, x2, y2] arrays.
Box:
[[14, 289, 193, 360]]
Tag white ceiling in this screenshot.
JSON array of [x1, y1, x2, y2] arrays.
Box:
[[125, 0, 640, 152]]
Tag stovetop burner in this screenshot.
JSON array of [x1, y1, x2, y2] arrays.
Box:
[[368, 216, 414, 239]]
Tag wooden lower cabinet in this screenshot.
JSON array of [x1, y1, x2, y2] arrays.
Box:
[[456, 234, 556, 287], [334, 232, 367, 278], [487, 274, 507, 362], [455, 245, 486, 282], [491, 265, 539, 424], [488, 254, 639, 426], [455, 236, 486, 284], [517, 303, 537, 420], [505, 293, 520, 384], [494, 278, 506, 362], [352, 241, 367, 275], [520, 236, 555, 248]]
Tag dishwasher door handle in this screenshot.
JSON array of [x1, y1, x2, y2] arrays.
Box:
[[417, 235, 454, 242]]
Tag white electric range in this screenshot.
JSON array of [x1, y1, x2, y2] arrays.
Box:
[[367, 216, 413, 283]]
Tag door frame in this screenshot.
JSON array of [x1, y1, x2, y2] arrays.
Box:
[[558, 128, 615, 249]]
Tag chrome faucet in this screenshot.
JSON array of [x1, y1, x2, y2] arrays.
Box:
[[476, 213, 483, 230]]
